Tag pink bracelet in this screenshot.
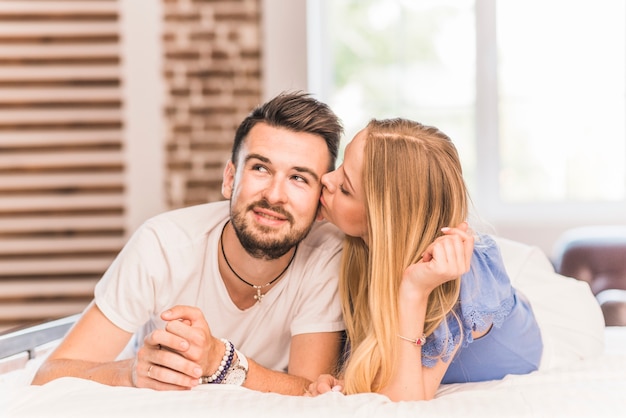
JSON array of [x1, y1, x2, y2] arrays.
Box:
[[398, 333, 427, 346]]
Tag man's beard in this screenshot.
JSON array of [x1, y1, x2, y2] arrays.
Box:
[[230, 199, 314, 260]]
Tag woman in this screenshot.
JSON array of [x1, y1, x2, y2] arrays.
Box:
[[310, 118, 543, 401]]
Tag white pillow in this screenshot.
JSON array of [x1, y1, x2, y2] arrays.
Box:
[[494, 236, 605, 370]]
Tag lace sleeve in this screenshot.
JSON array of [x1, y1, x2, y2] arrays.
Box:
[[422, 234, 515, 367]]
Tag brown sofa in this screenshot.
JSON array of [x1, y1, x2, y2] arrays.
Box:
[[553, 226, 626, 326]]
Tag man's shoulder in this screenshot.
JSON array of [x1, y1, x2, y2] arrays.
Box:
[[301, 221, 344, 250], [146, 200, 228, 226], [141, 200, 229, 241]]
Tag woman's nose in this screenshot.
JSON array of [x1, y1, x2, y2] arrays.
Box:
[[321, 171, 336, 193]]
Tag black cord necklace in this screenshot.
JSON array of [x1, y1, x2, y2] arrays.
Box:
[[220, 221, 297, 303]]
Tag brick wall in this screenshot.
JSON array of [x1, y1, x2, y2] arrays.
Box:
[[162, 0, 263, 208]]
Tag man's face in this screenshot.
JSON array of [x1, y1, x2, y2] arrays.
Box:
[[222, 122, 331, 260]]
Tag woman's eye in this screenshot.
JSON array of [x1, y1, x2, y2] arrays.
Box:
[[339, 184, 349, 195]]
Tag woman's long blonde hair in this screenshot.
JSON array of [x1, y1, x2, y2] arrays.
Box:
[[340, 118, 469, 394]]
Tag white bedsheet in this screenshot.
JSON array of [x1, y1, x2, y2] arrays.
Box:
[[2, 237, 625, 417], [1, 327, 625, 418]]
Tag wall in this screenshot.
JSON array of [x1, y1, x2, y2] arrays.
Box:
[[161, 0, 263, 209], [0, 0, 266, 330]]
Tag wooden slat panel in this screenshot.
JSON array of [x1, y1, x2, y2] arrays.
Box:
[[0, 0, 124, 330], [0, 22, 118, 37], [0, 109, 122, 124], [0, 214, 124, 233], [0, 173, 124, 191], [0, 237, 125, 255], [0, 66, 120, 81], [0, 130, 122, 147], [0, 194, 125, 212], [0, 1, 118, 14], [0, 257, 114, 276], [0, 87, 121, 102], [0, 44, 119, 58], [0, 278, 98, 299], [0, 151, 123, 169], [0, 301, 90, 322]]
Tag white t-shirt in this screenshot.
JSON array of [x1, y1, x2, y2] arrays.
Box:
[[94, 200, 345, 372]]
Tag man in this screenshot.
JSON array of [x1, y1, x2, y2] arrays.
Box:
[[32, 92, 345, 396]]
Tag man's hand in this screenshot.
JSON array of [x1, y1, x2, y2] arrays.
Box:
[[132, 329, 201, 390], [133, 305, 227, 390]]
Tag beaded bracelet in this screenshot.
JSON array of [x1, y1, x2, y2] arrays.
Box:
[[398, 333, 427, 346], [199, 338, 234, 384]]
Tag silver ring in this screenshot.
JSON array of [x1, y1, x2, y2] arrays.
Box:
[[148, 365, 153, 378]]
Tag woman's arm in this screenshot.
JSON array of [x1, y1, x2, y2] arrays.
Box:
[[380, 225, 473, 401]]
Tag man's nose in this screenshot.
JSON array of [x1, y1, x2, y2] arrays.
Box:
[[263, 176, 288, 203]]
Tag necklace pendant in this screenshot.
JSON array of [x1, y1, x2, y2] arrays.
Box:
[[220, 222, 298, 305]]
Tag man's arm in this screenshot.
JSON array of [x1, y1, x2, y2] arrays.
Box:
[[31, 303, 134, 386], [33, 303, 203, 389], [243, 331, 342, 395], [155, 306, 342, 395]]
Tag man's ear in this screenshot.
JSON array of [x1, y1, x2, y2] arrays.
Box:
[[315, 204, 325, 221], [221, 160, 235, 199]]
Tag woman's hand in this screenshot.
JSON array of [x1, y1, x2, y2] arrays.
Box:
[[401, 222, 474, 298], [306, 374, 344, 396]]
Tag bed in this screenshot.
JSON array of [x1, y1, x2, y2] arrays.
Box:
[[1, 237, 625, 417]]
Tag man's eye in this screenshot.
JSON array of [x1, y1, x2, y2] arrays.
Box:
[[252, 164, 268, 173], [292, 175, 308, 183]]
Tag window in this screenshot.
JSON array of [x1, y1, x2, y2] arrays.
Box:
[[496, 1, 625, 204], [309, 0, 626, 224]]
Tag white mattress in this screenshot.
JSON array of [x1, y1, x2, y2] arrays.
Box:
[[2, 237, 625, 417], [1, 327, 624, 418]]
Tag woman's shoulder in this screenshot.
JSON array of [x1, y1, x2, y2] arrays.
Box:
[[459, 233, 515, 330], [463, 233, 510, 288], [470, 233, 505, 270]]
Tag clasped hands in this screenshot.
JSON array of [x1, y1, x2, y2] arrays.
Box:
[[131, 305, 222, 390]]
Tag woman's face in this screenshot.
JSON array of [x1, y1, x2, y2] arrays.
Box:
[[320, 128, 369, 242]]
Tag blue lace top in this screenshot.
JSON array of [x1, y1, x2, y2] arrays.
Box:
[[421, 234, 543, 383]]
